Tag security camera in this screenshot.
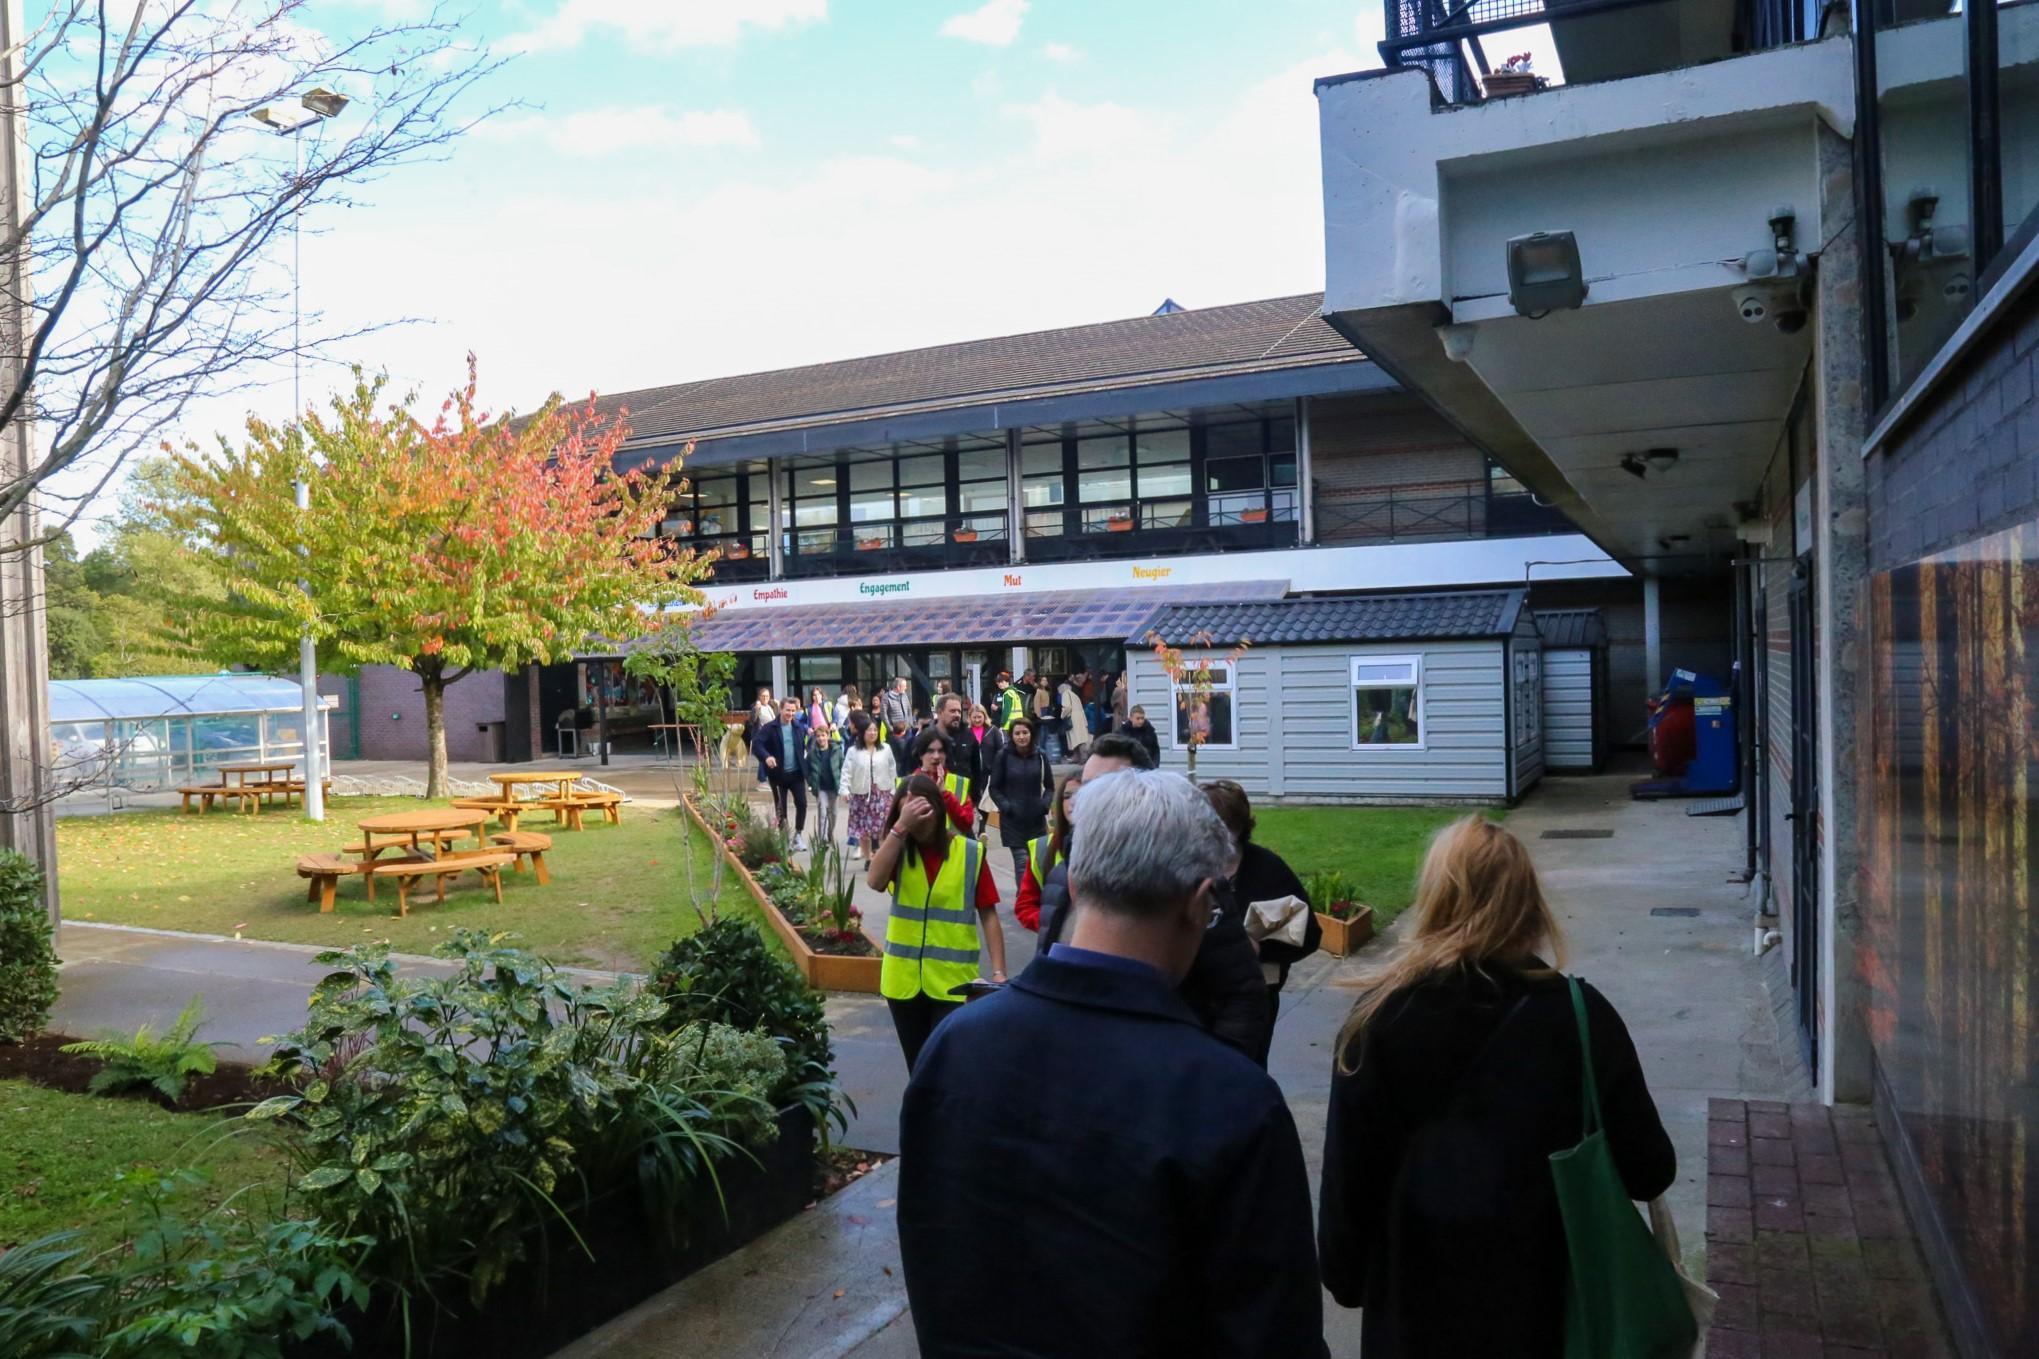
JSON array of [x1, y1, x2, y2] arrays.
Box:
[[1733, 280, 1808, 333], [1732, 284, 1773, 325], [1773, 302, 1808, 335]]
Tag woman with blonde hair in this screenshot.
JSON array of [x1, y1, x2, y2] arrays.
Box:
[[1317, 815, 1674, 1359]]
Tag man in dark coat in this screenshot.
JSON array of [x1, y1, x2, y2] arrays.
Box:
[[899, 770, 1325, 1359], [1124, 704, 1163, 766], [933, 692, 982, 803], [1037, 734, 1274, 1063], [749, 697, 811, 849]]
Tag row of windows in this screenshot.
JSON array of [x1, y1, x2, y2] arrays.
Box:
[[1166, 657, 1424, 752]]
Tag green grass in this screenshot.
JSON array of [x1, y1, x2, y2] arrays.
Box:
[[1252, 805, 1506, 928], [57, 796, 762, 971], [0, 1080, 286, 1252]]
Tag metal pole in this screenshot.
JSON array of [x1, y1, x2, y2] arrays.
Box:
[[291, 130, 323, 819]]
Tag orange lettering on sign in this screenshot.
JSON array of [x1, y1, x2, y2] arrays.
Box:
[[1002, 573, 1022, 587]]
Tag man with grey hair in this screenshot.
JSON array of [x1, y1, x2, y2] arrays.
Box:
[[898, 769, 1326, 1358]]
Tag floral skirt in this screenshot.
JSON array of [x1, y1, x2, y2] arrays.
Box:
[[846, 791, 890, 845]]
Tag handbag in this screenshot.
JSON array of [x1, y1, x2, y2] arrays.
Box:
[[1551, 976, 1697, 1359]]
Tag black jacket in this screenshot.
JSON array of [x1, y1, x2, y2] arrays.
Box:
[[1125, 718, 1162, 765], [1318, 964, 1676, 1359], [900, 954, 1326, 1359], [1224, 842, 1322, 991], [1037, 863, 1274, 1066], [749, 716, 808, 778], [984, 745, 1052, 848], [937, 719, 982, 802]]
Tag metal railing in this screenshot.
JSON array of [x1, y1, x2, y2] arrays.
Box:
[[1314, 486, 1574, 544], [781, 512, 1011, 577], [1381, 0, 1815, 105]]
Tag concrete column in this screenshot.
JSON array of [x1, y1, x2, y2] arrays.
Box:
[[1642, 575, 1662, 690], [770, 655, 789, 705], [1296, 397, 1316, 546], [0, 0, 55, 919], [1812, 121, 1872, 1104], [1011, 646, 1030, 679], [765, 458, 785, 580], [1006, 429, 1025, 565]]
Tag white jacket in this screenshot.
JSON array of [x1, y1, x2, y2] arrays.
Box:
[[841, 743, 898, 796]]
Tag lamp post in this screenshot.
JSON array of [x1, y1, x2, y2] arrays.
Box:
[[252, 88, 349, 821]]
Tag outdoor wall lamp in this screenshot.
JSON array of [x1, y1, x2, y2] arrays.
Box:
[[1505, 231, 1587, 318], [1644, 447, 1679, 471]]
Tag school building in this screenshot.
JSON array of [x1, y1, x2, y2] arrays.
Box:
[[1316, 1, 2039, 1352]]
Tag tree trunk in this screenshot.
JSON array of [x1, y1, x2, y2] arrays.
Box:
[[421, 670, 449, 799]]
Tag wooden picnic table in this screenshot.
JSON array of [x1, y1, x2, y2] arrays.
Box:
[[488, 770, 581, 801], [216, 761, 299, 787], [355, 809, 489, 858]]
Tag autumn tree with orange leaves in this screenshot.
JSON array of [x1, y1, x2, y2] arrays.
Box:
[[166, 362, 707, 797]]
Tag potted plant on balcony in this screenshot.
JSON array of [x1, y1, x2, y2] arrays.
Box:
[[1105, 513, 1135, 532], [951, 526, 979, 543], [723, 541, 751, 560], [1482, 53, 1545, 99], [1306, 870, 1375, 956], [1239, 506, 1270, 524], [856, 536, 885, 551]]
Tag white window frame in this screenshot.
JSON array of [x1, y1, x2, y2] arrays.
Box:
[[1168, 660, 1238, 752], [1350, 654, 1425, 751]]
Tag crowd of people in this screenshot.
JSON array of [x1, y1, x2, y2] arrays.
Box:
[[746, 670, 1679, 1358]]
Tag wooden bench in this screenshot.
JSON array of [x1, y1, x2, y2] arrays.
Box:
[[538, 791, 622, 831], [296, 853, 366, 913], [489, 831, 553, 885], [452, 797, 526, 832], [343, 828, 467, 861], [365, 851, 515, 917]]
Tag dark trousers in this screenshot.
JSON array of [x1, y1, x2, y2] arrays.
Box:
[[1008, 847, 1029, 890], [768, 770, 807, 833], [888, 994, 963, 1072]]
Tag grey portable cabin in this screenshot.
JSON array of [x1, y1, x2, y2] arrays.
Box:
[[1535, 608, 1610, 773], [1126, 589, 1544, 804]]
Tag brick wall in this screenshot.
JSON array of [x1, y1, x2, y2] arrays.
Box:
[[347, 665, 508, 764], [1868, 287, 2039, 573]]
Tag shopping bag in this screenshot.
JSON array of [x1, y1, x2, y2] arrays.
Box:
[[1649, 1195, 1718, 1353], [1551, 977, 1698, 1359]]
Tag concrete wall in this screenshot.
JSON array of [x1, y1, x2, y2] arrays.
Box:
[[342, 665, 508, 764], [1126, 639, 1513, 802]]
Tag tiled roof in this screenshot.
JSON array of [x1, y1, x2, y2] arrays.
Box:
[[1140, 590, 1528, 646], [1535, 608, 1607, 648], [667, 580, 1291, 655], [589, 294, 1355, 446]]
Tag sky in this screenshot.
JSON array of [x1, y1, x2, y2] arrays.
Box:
[[58, 0, 1559, 544]]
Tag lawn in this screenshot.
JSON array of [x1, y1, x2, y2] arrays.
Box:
[[1252, 805, 1506, 927], [57, 796, 762, 972], [0, 1081, 286, 1252]]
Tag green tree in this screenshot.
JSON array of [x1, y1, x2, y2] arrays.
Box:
[[166, 363, 710, 796], [39, 532, 102, 680]]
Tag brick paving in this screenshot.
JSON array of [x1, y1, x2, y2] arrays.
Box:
[[1704, 1098, 1953, 1359]]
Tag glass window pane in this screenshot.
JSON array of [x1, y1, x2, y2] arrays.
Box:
[[849, 459, 891, 491], [957, 447, 1004, 482], [1026, 508, 1066, 537], [1140, 464, 1193, 498], [849, 488, 894, 523], [1205, 422, 1261, 460], [1271, 454, 1297, 487], [1078, 465, 1131, 502], [1355, 662, 1415, 684], [1142, 498, 1193, 529], [1134, 428, 1190, 465], [1023, 475, 1064, 508], [1076, 435, 1129, 470], [898, 455, 944, 487], [1271, 489, 1298, 522], [1173, 693, 1234, 746], [960, 479, 1007, 512], [1022, 439, 1064, 476], [793, 499, 837, 528], [898, 486, 945, 519], [1207, 456, 1263, 493], [1355, 686, 1420, 745]]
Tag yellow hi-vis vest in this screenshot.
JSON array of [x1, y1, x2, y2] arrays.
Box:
[[998, 687, 1027, 729], [1025, 833, 1063, 887], [897, 770, 966, 802], [881, 836, 984, 1002]]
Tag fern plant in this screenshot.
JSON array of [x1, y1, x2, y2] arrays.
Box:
[[59, 994, 223, 1102]]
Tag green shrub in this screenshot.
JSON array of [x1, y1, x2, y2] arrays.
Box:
[[0, 1231, 105, 1358], [674, 1023, 786, 1147], [0, 849, 57, 1043], [60, 995, 222, 1102], [253, 930, 773, 1308], [652, 915, 845, 1138]]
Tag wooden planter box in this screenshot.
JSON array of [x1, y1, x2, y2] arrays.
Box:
[[1481, 71, 1546, 98], [1105, 518, 1134, 532], [951, 529, 979, 543], [722, 543, 751, 560], [1316, 906, 1375, 957], [684, 796, 884, 994]]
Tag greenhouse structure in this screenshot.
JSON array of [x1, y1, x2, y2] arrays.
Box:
[[50, 674, 332, 810]]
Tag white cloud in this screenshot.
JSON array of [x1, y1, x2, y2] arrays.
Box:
[[1005, 90, 1171, 164], [490, 105, 760, 155], [888, 133, 922, 150], [969, 69, 1002, 99], [1040, 41, 1081, 63], [940, 0, 1027, 47], [511, 0, 826, 54]]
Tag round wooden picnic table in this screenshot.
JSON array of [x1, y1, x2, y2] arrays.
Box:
[[355, 809, 489, 856]]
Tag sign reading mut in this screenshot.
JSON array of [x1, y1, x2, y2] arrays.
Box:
[[672, 535, 1622, 615]]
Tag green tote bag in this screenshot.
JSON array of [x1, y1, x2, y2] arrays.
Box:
[[1550, 977, 1696, 1359]]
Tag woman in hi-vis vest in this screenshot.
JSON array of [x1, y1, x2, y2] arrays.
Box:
[[867, 773, 1006, 1071]]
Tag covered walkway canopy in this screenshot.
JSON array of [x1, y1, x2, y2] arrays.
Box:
[[51, 673, 333, 801]]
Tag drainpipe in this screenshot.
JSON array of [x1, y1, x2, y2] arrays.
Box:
[[1642, 575, 1663, 690]]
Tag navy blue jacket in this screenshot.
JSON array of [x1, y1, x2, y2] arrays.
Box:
[[899, 953, 1326, 1359], [750, 715, 809, 779]]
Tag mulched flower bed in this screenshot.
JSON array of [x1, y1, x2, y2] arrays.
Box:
[[799, 927, 879, 958], [813, 1146, 892, 1202], [0, 1033, 290, 1113]]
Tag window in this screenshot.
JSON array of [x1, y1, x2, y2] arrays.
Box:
[[1169, 662, 1236, 750], [1351, 656, 1422, 749], [1022, 436, 1067, 536]]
